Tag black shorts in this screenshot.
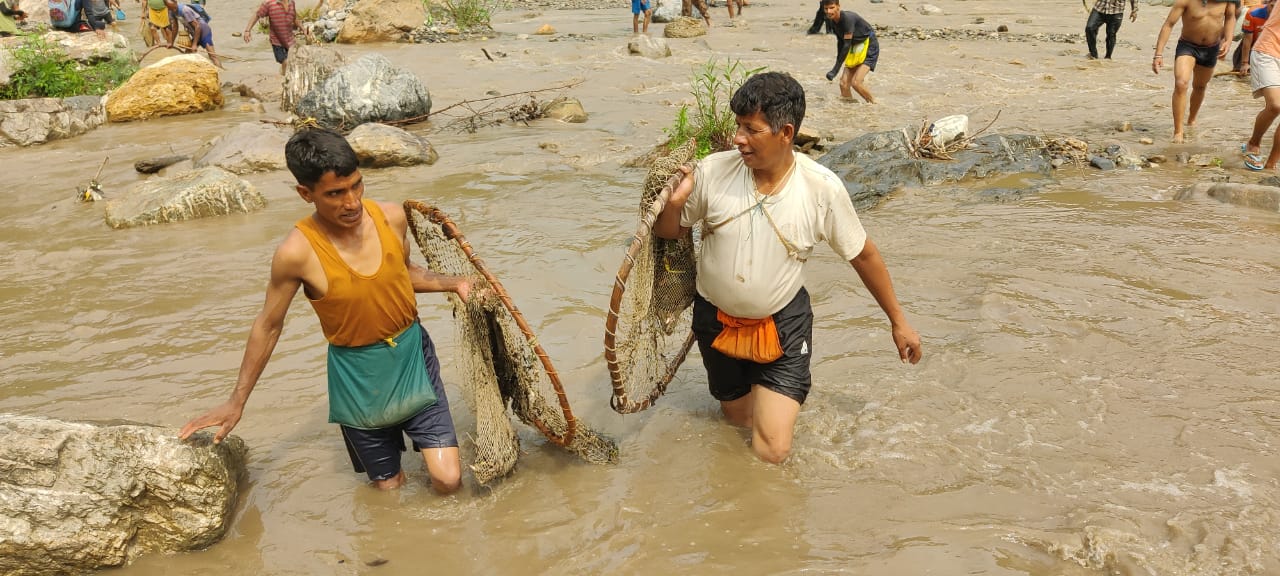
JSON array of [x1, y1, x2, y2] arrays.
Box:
[[272, 44, 289, 64], [339, 325, 458, 482], [1176, 38, 1220, 69], [691, 288, 814, 405]]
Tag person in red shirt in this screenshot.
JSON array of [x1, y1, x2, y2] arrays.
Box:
[[244, 0, 303, 74]]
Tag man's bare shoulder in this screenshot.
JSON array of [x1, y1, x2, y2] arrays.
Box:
[[377, 200, 409, 234], [272, 227, 314, 276]]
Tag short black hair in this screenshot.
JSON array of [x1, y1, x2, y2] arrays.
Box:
[[729, 71, 806, 135], [284, 128, 359, 188], [820, 0, 839, 6]]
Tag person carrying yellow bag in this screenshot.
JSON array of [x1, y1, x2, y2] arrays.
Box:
[[654, 72, 922, 465], [821, 0, 879, 103]]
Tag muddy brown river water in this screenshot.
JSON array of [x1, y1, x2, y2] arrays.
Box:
[[2, 0, 1279, 573]]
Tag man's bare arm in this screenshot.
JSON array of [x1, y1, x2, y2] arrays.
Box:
[[386, 201, 471, 299], [849, 239, 922, 364], [654, 164, 694, 239], [178, 237, 306, 442], [1152, 0, 1186, 73]]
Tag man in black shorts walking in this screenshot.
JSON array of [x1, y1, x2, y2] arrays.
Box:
[[1152, 0, 1238, 142]]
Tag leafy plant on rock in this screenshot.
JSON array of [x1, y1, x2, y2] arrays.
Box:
[[664, 58, 765, 158]]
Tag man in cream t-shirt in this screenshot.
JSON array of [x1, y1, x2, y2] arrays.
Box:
[[655, 71, 922, 464]]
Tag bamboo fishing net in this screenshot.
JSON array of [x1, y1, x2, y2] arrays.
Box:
[[604, 139, 700, 414], [405, 200, 618, 484]]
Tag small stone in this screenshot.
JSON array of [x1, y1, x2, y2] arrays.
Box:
[[1139, 137, 1153, 145], [997, 24, 1009, 32], [1118, 121, 1132, 132], [1010, 59, 1023, 66], [535, 24, 556, 35], [1090, 156, 1116, 170], [1147, 154, 1165, 163], [539, 141, 559, 152], [973, 16, 984, 23]]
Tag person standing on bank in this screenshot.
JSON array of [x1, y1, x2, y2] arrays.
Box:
[[654, 72, 923, 464], [1085, 0, 1138, 59], [244, 0, 302, 75], [179, 128, 471, 494], [1152, 0, 1238, 143], [822, 0, 879, 103]]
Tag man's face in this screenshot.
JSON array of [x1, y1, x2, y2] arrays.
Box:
[[823, 3, 841, 20], [297, 169, 365, 228], [732, 110, 793, 171]]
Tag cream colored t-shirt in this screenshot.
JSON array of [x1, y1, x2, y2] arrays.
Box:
[[680, 150, 867, 319]]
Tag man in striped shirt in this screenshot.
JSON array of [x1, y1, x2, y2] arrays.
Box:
[[244, 0, 302, 74]]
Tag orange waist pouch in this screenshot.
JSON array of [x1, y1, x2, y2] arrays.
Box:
[[711, 310, 784, 363]]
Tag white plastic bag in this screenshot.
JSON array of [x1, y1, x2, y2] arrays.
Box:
[[928, 114, 969, 147]]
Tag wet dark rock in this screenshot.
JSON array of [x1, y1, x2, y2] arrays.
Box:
[[819, 130, 1053, 210], [1090, 156, 1116, 170]]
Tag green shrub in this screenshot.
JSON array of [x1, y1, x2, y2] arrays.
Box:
[[0, 34, 138, 100], [425, 0, 503, 30], [664, 58, 765, 158]]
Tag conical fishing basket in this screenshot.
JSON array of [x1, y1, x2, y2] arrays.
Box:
[[604, 139, 700, 414], [405, 200, 618, 484]]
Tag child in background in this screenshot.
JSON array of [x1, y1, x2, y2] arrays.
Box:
[[632, 0, 651, 35]]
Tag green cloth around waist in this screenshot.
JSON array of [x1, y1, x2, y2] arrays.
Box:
[[326, 321, 437, 430]]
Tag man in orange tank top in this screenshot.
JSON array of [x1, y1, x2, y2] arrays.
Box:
[[179, 129, 471, 494]]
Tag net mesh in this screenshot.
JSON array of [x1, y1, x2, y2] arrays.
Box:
[[605, 139, 700, 413], [405, 200, 618, 485]]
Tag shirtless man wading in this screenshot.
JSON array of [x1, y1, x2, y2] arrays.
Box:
[[1152, 0, 1239, 143]]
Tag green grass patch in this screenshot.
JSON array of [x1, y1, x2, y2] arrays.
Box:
[[1, 34, 138, 100], [424, 0, 504, 30]]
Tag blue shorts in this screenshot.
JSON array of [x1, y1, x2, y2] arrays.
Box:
[[632, 0, 650, 14], [339, 325, 459, 482], [193, 24, 213, 48], [272, 44, 289, 63], [691, 288, 815, 405]]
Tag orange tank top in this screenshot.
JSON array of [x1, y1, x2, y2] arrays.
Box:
[[295, 200, 418, 347]]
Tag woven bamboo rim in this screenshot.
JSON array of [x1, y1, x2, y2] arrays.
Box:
[[404, 200, 578, 447]]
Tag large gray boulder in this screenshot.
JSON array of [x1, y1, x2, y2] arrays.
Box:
[[296, 53, 431, 130], [1176, 182, 1280, 212], [192, 122, 292, 174], [347, 122, 438, 167], [0, 414, 247, 575], [104, 167, 266, 229], [819, 130, 1053, 210], [0, 96, 106, 147], [282, 44, 348, 115]]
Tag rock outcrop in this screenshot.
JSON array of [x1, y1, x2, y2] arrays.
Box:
[[628, 35, 672, 59], [0, 414, 247, 575], [0, 96, 106, 147], [1176, 182, 1280, 212], [104, 167, 266, 229], [541, 96, 588, 123], [192, 122, 292, 174], [105, 54, 222, 122], [295, 53, 431, 130], [282, 45, 348, 114], [347, 122, 438, 167], [820, 130, 1053, 209], [336, 0, 425, 43], [664, 16, 707, 38]]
